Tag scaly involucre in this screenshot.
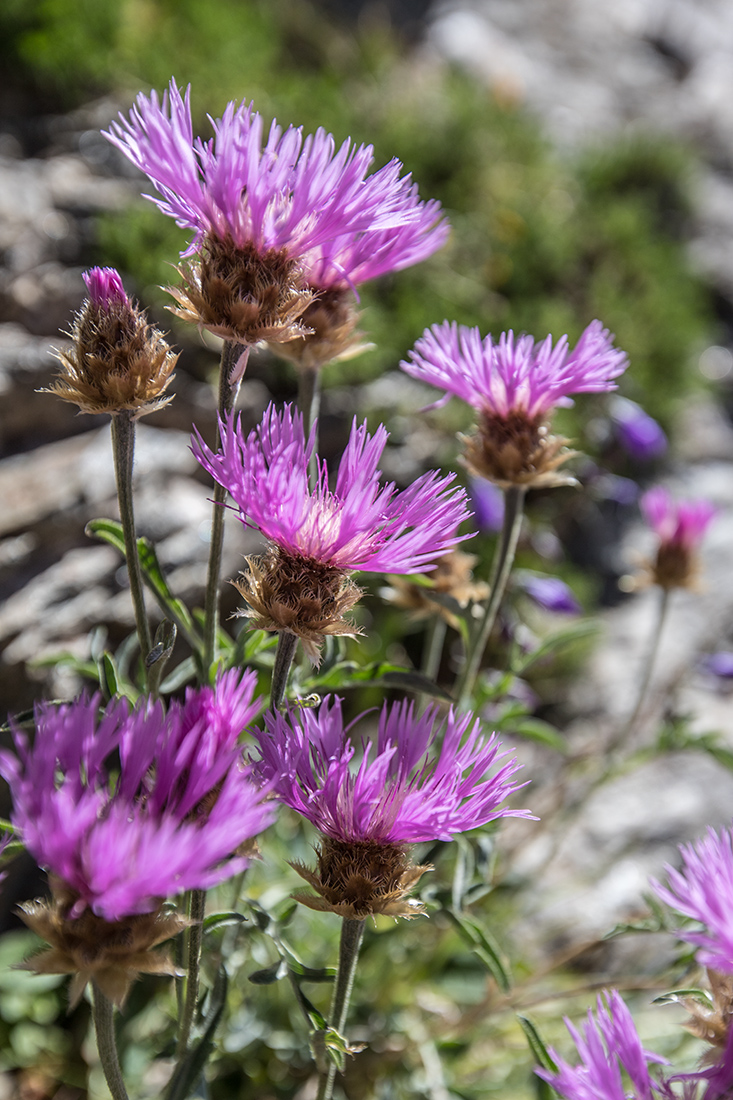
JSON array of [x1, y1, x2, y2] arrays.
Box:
[[192, 402, 470, 574], [401, 319, 628, 417], [253, 695, 534, 844], [105, 78, 442, 265], [0, 672, 273, 922], [651, 825, 733, 974]]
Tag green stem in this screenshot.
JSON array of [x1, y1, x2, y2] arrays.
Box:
[[271, 632, 299, 710], [177, 888, 206, 1057], [422, 616, 447, 684], [111, 411, 153, 683], [457, 486, 526, 708], [611, 586, 671, 753], [92, 982, 129, 1100], [203, 341, 249, 675], [298, 366, 321, 485], [316, 918, 365, 1100]]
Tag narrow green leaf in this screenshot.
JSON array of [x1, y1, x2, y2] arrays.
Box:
[[160, 657, 198, 694], [652, 988, 713, 1007], [507, 718, 567, 751], [98, 652, 119, 700], [164, 966, 228, 1100], [446, 910, 511, 992], [86, 517, 126, 557], [286, 959, 336, 983], [202, 912, 247, 933], [515, 621, 598, 673], [517, 1014, 558, 1074], [248, 958, 288, 985]]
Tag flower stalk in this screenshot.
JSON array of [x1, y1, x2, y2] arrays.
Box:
[[203, 340, 248, 674], [270, 632, 299, 710], [611, 585, 670, 752], [92, 981, 130, 1100], [111, 410, 153, 682], [316, 917, 365, 1100], [177, 887, 206, 1057]]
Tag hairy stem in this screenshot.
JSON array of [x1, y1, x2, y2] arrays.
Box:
[[203, 341, 249, 674], [92, 982, 129, 1100], [271, 632, 299, 711], [177, 888, 206, 1057], [457, 486, 526, 707], [316, 918, 365, 1100], [111, 411, 153, 684]]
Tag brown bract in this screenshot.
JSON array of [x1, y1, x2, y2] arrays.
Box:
[[464, 410, 578, 490], [385, 550, 489, 630], [291, 837, 431, 920], [168, 236, 314, 345], [17, 880, 187, 1009], [47, 297, 177, 417], [651, 541, 699, 590], [270, 286, 371, 370], [233, 545, 362, 664], [683, 969, 733, 1056]]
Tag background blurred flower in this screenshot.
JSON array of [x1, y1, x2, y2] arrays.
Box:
[[520, 575, 582, 615], [609, 395, 667, 461], [641, 486, 716, 590]]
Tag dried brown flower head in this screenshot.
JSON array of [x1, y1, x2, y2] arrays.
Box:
[[270, 287, 372, 370], [47, 268, 177, 418], [463, 411, 578, 490], [233, 545, 363, 664], [168, 236, 314, 345], [18, 878, 186, 1009], [384, 550, 489, 629], [291, 837, 430, 920]]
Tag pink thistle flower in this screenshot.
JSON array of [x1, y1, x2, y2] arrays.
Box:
[[192, 403, 470, 661], [640, 487, 716, 590], [251, 695, 534, 918], [536, 990, 670, 1100], [651, 825, 733, 974], [82, 266, 129, 309], [401, 319, 628, 489]]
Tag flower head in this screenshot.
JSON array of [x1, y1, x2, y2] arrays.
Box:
[[192, 402, 470, 660], [641, 487, 716, 590], [105, 80, 445, 347], [46, 267, 177, 418], [401, 320, 627, 488], [252, 696, 534, 918], [382, 550, 489, 630], [521, 575, 582, 615], [0, 674, 272, 1005], [536, 990, 669, 1100], [610, 396, 667, 462]]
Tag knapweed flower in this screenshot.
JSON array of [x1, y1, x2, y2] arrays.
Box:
[[641, 487, 716, 590], [610, 396, 667, 462], [469, 476, 505, 532], [47, 267, 178, 417], [536, 990, 670, 1100], [520, 575, 581, 615], [651, 824, 733, 976], [252, 695, 534, 919], [105, 80, 445, 349], [401, 319, 628, 488], [0, 672, 272, 1006], [192, 402, 470, 662]]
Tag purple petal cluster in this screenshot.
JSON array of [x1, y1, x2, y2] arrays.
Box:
[[105, 79, 446, 278], [536, 991, 669, 1100], [400, 319, 628, 418], [82, 266, 130, 309], [651, 824, 733, 974], [192, 402, 470, 574], [609, 396, 667, 461], [0, 672, 273, 922], [521, 576, 581, 615], [641, 487, 716, 552], [469, 477, 505, 532], [252, 695, 535, 844]]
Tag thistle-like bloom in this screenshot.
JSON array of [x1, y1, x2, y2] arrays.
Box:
[[641, 487, 716, 590], [192, 402, 470, 661], [401, 319, 628, 488], [47, 267, 177, 417], [252, 695, 534, 919], [651, 825, 733, 975], [105, 80, 445, 348], [610, 396, 667, 462], [536, 991, 669, 1100], [521, 575, 581, 615], [0, 673, 272, 1005]]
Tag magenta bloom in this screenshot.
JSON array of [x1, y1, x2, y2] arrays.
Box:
[[651, 825, 733, 974], [254, 695, 534, 845], [641, 487, 716, 552], [536, 991, 669, 1100], [82, 266, 129, 309], [0, 672, 273, 922], [192, 403, 470, 575], [401, 319, 628, 418]]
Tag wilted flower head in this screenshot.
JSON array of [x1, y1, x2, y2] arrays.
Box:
[[252, 695, 534, 919], [641, 487, 716, 590], [105, 80, 444, 348], [610, 396, 667, 462], [0, 673, 272, 1005], [46, 267, 177, 418], [401, 319, 627, 488], [192, 402, 470, 661], [536, 990, 669, 1100]]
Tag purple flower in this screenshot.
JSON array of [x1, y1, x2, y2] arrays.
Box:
[[82, 266, 129, 309], [0, 672, 273, 922], [469, 477, 505, 532], [641, 487, 716, 552], [521, 576, 582, 615], [609, 396, 667, 461], [401, 320, 628, 418], [536, 990, 669, 1100], [651, 825, 733, 974], [702, 652, 733, 679]]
